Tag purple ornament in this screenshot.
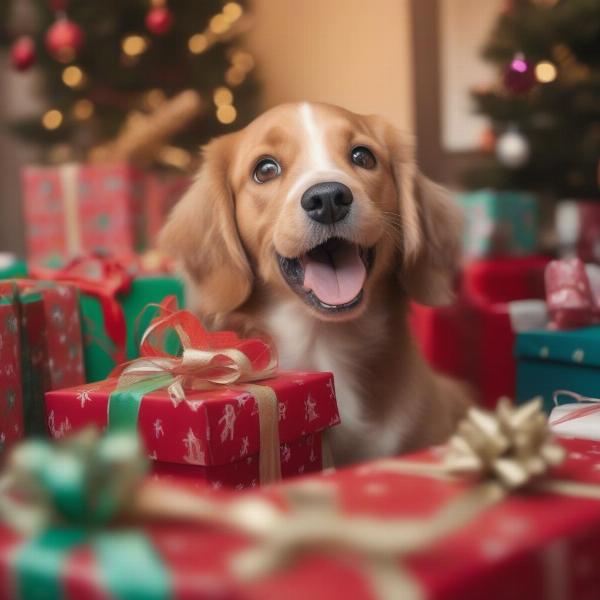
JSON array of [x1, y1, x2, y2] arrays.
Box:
[[503, 53, 536, 93]]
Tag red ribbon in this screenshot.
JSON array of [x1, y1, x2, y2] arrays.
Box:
[[111, 295, 276, 383], [29, 254, 133, 364]]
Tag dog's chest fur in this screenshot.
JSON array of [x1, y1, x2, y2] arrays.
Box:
[[265, 300, 422, 463]]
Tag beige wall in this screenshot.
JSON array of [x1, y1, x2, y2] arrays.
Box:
[[247, 0, 414, 131]]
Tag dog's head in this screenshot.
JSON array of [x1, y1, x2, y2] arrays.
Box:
[[160, 102, 462, 320]]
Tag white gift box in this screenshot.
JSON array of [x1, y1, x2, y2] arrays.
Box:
[[549, 390, 600, 441]]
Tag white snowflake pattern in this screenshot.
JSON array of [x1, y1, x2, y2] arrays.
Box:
[[183, 428, 205, 465], [76, 390, 92, 408], [211, 480, 223, 490], [304, 393, 318, 422], [148, 450, 158, 460], [153, 419, 164, 438], [278, 402, 287, 422], [236, 393, 252, 408], [281, 443, 291, 463], [240, 435, 249, 457], [219, 404, 236, 442]]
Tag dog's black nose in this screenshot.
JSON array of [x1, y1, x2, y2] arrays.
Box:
[[301, 182, 353, 224]]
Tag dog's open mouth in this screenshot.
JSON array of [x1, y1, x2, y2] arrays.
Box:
[[278, 238, 374, 313]]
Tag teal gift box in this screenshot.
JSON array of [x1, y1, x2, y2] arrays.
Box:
[[515, 326, 600, 414], [82, 276, 185, 383], [458, 190, 537, 258]]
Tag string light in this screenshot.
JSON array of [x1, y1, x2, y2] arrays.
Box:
[[225, 66, 246, 86], [145, 88, 166, 110], [42, 109, 63, 130], [72, 99, 94, 120], [213, 86, 233, 106], [535, 61, 557, 83], [209, 14, 230, 34], [62, 65, 85, 88], [188, 33, 208, 54], [122, 35, 148, 57], [231, 50, 254, 71], [216, 104, 237, 124], [222, 2, 243, 23]]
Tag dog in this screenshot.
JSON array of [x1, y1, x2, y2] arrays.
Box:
[[160, 102, 471, 466]]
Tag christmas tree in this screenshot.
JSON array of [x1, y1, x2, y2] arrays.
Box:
[[463, 0, 600, 200], [2, 0, 258, 169]]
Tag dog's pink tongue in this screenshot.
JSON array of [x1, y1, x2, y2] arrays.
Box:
[[303, 243, 366, 305]]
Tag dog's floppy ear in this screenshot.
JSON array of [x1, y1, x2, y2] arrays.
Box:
[[159, 134, 253, 316], [371, 117, 463, 306]]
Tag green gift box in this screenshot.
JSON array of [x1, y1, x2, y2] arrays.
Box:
[[515, 326, 600, 414], [82, 275, 185, 382], [0, 257, 27, 280], [458, 190, 538, 258]]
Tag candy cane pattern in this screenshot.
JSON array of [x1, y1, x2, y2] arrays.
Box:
[[219, 404, 236, 442]]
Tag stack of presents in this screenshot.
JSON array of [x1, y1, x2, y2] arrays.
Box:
[[2, 169, 600, 599]]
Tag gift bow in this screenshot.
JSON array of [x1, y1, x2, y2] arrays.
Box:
[[29, 253, 133, 363], [113, 296, 278, 403]]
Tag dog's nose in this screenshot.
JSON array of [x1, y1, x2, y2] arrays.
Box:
[[301, 182, 353, 224]]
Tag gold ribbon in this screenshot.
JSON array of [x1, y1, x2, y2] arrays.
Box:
[[59, 163, 82, 258]]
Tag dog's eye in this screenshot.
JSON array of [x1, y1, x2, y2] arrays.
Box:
[[253, 158, 281, 183], [350, 146, 376, 170]]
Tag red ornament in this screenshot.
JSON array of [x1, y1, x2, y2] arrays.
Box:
[[10, 36, 36, 71], [45, 18, 84, 62], [479, 128, 497, 153], [146, 6, 173, 35], [503, 53, 536, 94]]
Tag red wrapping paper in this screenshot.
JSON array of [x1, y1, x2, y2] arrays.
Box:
[[545, 258, 599, 329], [0, 438, 598, 599], [45, 372, 340, 488], [0, 284, 24, 454], [411, 256, 551, 408], [22, 165, 189, 265]]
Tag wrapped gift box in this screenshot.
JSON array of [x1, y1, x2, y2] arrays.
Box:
[[516, 326, 600, 414], [0, 283, 24, 454], [556, 200, 600, 264], [45, 371, 340, 488], [14, 280, 86, 434], [22, 164, 188, 266], [458, 190, 538, 258], [411, 256, 550, 408], [2, 435, 600, 599], [550, 397, 600, 440], [82, 275, 185, 382]]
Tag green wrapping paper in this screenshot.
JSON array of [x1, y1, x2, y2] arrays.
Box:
[[82, 276, 185, 382]]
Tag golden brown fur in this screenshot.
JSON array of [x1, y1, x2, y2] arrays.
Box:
[[160, 102, 471, 466]]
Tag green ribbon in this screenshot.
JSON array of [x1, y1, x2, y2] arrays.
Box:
[[107, 374, 174, 432], [3, 432, 173, 599]]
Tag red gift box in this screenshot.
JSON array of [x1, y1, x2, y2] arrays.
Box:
[[45, 301, 340, 488], [2, 435, 599, 599], [45, 372, 339, 489], [0, 283, 24, 454], [411, 256, 551, 407], [14, 280, 85, 434], [22, 164, 189, 266]]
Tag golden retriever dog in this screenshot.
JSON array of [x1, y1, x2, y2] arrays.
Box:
[[160, 102, 470, 466]]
